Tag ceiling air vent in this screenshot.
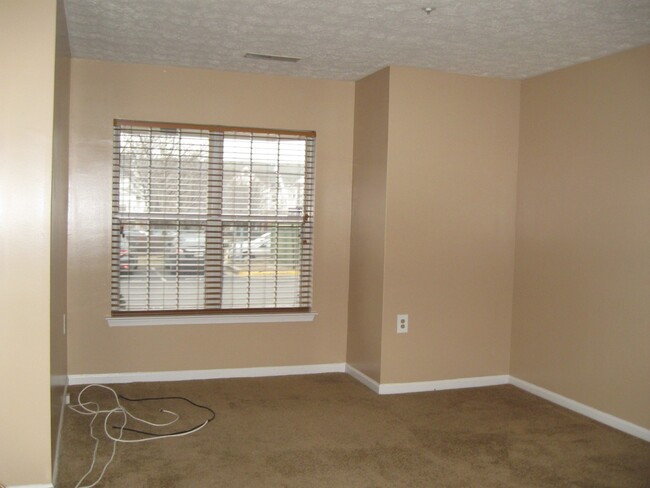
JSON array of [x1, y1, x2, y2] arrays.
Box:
[[244, 52, 300, 63]]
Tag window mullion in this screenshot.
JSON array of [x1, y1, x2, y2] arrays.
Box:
[[246, 134, 254, 308], [205, 132, 224, 309], [300, 137, 315, 308]]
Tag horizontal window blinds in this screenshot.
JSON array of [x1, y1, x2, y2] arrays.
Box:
[[111, 121, 315, 315]]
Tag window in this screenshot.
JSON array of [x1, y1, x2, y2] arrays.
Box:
[[111, 120, 315, 317]]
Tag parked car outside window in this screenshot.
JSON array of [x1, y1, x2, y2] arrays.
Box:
[[164, 233, 205, 275]]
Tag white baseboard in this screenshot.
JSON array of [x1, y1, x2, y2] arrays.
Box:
[[345, 364, 380, 393], [8, 485, 54, 488], [345, 365, 509, 395], [379, 374, 510, 395], [65, 364, 648, 443], [509, 376, 650, 442], [68, 362, 347, 386]]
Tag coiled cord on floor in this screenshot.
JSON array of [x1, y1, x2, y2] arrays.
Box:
[[112, 394, 215, 438], [69, 384, 215, 488]]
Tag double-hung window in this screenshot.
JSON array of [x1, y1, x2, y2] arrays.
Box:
[[111, 120, 315, 317]]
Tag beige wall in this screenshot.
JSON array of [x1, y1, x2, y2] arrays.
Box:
[[347, 66, 519, 384], [380, 67, 520, 383], [347, 69, 391, 381], [0, 0, 57, 485], [67, 60, 354, 374], [512, 46, 650, 429], [51, 0, 70, 472]]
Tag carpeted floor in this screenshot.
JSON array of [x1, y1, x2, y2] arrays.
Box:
[[56, 373, 650, 487]]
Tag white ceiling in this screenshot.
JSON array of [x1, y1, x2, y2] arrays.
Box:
[[63, 0, 650, 81]]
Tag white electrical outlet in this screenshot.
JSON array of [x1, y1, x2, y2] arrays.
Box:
[[397, 314, 409, 334]]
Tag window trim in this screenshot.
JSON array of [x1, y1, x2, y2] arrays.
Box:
[[111, 119, 316, 316], [106, 312, 318, 327], [115, 119, 316, 138]]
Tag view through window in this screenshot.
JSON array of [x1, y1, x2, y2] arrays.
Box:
[[111, 120, 315, 315]]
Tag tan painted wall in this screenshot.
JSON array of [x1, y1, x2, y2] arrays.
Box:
[[50, 0, 70, 471], [381, 67, 520, 383], [512, 46, 650, 428], [0, 0, 56, 485], [347, 69, 391, 381], [67, 60, 354, 374]]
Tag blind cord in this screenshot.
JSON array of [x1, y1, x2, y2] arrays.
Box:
[[68, 384, 215, 487]]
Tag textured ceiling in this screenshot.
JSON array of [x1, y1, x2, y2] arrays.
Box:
[[63, 0, 650, 80]]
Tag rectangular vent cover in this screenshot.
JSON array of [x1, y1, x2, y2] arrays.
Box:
[[244, 52, 300, 63]]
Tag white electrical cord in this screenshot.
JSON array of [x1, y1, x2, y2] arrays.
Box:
[[68, 384, 211, 487]]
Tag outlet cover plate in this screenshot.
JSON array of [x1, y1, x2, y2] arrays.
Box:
[[397, 314, 408, 334]]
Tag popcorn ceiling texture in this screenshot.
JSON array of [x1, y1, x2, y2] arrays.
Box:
[[63, 0, 650, 80]]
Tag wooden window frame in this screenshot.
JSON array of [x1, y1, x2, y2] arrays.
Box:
[[111, 120, 316, 319]]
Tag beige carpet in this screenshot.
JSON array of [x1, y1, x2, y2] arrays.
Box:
[[56, 374, 650, 487]]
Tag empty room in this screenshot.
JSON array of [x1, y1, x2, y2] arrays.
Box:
[[1, 1, 649, 487]]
